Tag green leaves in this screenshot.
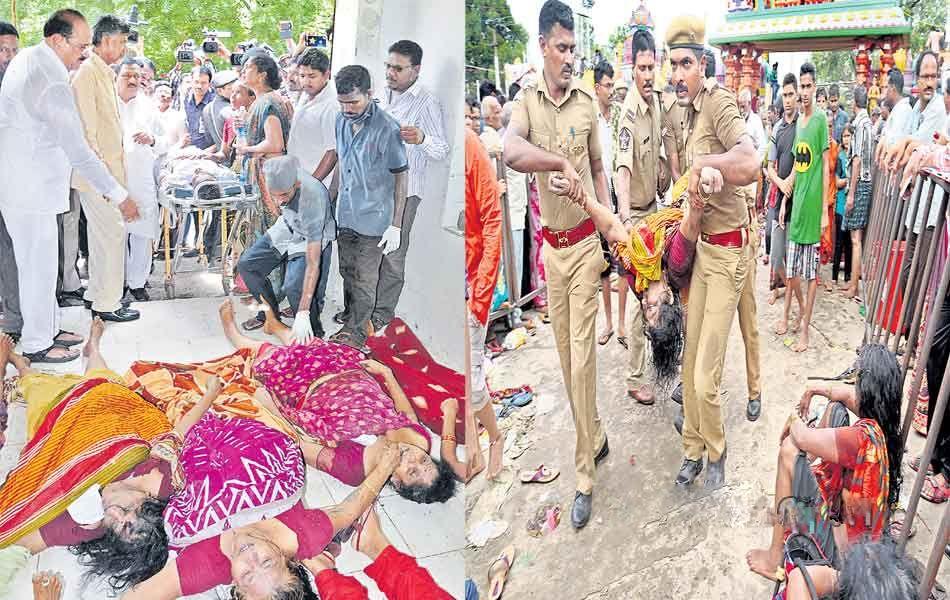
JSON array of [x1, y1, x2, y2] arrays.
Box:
[[2, 0, 334, 73], [465, 0, 527, 88]]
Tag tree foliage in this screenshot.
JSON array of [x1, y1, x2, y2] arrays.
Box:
[[812, 50, 854, 84], [465, 0, 528, 88], [901, 0, 945, 54], [1, 0, 334, 74]]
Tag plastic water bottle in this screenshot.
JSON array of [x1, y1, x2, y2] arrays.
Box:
[[236, 123, 248, 185]]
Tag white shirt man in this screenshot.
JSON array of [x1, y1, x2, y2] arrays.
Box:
[[375, 39, 449, 328], [0, 11, 129, 361], [116, 58, 166, 298], [287, 49, 339, 188]]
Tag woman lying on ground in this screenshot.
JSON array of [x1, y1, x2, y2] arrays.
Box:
[[548, 170, 715, 383], [779, 538, 917, 600], [0, 322, 403, 597], [745, 344, 903, 583], [118, 442, 402, 600]]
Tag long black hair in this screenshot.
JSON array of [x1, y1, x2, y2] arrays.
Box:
[[247, 55, 282, 91], [854, 343, 903, 507], [390, 457, 458, 504], [645, 292, 685, 386], [230, 559, 318, 600], [70, 496, 169, 592], [835, 539, 917, 600]]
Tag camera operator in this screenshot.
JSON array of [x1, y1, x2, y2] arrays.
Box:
[[203, 69, 238, 149]]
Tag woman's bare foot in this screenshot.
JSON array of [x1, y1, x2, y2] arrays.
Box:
[[793, 331, 810, 353], [82, 317, 105, 359], [487, 434, 504, 480], [789, 317, 802, 333], [768, 291, 778, 306], [262, 306, 291, 340], [0, 333, 13, 374], [841, 286, 857, 299], [31, 571, 63, 600], [746, 548, 783, 581], [774, 320, 788, 335]]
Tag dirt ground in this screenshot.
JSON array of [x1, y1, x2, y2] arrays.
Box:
[[464, 254, 950, 599]]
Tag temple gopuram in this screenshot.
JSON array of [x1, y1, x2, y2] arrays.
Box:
[[709, 0, 911, 93]]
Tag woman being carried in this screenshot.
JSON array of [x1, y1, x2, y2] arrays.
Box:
[[745, 344, 903, 584], [549, 170, 715, 383]]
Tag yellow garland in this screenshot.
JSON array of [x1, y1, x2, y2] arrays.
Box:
[[615, 207, 684, 294]]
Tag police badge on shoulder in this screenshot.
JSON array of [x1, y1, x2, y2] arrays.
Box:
[[618, 127, 631, 153]]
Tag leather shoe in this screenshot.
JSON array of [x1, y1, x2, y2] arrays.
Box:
[[671, 381, 684, 405], [627, 386, 655, 405], [594, 437, 609, 466], [747, 395, 762, 422], [571, 491, 592, 529], [83, 299, 93, 310], [129, 288, 150, 302], [673, 407, 684, 436], [705, 447, 727, 490], [93, 307, 140, 323], [675, 457, 703, 486], [333, 310, 348, 325]]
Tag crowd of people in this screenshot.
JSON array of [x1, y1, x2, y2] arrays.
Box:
[[0, 6, 466, 600], [465, 0, 950, 598]]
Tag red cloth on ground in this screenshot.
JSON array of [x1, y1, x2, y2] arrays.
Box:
[[366, 319, 466, 444], [464, 128, 503, 325], [364, 545, 453, 600]]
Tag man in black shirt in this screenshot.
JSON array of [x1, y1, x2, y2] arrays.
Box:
[[766, 73, 802, 315]]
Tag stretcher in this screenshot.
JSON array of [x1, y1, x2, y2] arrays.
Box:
[[160, 179, 259, 299]]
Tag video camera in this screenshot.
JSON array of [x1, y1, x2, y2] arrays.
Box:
[[126, 5, 148, 46], [230, 40, 257, 67], [202, 29, 232, 55], [176, 39, 195, 64], [305, 34, 327, 48]]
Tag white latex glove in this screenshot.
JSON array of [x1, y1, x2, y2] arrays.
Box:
[[377, 225, 402, 255], [290, 310, 314, 344]]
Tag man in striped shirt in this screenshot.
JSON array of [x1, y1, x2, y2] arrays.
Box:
[[373, 39, 449, 331]]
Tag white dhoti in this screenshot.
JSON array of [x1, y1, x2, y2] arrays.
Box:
[[123, 132, 160, 292], [1, 209, 60, 353]]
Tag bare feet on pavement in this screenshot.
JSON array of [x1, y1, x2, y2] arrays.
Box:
[[31, 572, 63, 600], [746, 548, 783, 581]]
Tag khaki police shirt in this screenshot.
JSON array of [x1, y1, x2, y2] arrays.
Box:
[[663, 92, 688, 173], [683, 78, 750, 235], [614, 86, 672, 211], [510, 74, 602, 231]]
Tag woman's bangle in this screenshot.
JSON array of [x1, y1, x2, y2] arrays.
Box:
[[441, 434, 457, 444]]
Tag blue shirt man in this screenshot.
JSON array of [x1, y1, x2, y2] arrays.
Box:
[[183, 66, 215, 150]]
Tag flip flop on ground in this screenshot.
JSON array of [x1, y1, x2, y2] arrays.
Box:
[[488, 545, 516, 600], [519, 464, 559, 484]]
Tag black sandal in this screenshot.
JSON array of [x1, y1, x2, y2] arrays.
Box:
[[241, 316, 265, 331], [53, 330, 84, 348], [23, 344, 80, 364]]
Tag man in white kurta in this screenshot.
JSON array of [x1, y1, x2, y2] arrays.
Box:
[[0, 9, 134, 362], [116, 58, 165, 300]]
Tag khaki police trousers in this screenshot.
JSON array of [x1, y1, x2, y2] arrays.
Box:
[[737, 227, 761, 400], [543, 233, 607, 494], [681, 240, 746, 463]]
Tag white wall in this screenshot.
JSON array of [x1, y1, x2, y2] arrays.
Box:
[[334, 0, 465, 370]]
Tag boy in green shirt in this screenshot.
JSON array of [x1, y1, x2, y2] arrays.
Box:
[[777, 61, 828, 352]]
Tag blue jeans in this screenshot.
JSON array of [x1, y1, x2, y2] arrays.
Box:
[[237, 234, 328, 336]]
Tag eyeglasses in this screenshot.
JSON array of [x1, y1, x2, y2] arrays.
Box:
[[64, 37, 91, 53], [384, 62, 413, 73], [0, 46, 16, 56]]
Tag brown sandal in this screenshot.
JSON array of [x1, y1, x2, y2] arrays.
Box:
[[488, 545, 516, 600]]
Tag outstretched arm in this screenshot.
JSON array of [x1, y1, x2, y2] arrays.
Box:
[[549, 174, 626, 244], [323, 443, 400, 533], [119, 560, 181, 600], [173, 377, 220, 437]]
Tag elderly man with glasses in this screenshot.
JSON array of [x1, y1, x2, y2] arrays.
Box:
[[0, 9, 138, 362]]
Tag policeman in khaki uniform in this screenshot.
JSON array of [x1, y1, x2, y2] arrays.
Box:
[[504, 0, 612, 529], [665, 16, 761, 490], [613, 27, 674, 405]]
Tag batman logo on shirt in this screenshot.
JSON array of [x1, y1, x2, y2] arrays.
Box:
[[793, 141, 813, 173]]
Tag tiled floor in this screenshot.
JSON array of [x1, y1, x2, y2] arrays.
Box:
[[1, 296, 464, 599]]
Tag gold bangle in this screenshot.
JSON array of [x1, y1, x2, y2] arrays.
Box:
[[441, 434, 457, 444]]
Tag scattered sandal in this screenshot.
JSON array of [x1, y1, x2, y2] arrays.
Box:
[[910, 455, 935, 476], [488, 545, 516, 600], [519, 464, 559, 484], [922, 475, 950, 504], [597, 330, 614, 345], [617, 335, 628, 350]]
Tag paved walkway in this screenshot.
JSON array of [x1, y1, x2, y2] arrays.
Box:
[[465, 257, 949, 599]]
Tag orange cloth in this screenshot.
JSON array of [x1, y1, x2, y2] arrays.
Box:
[[464, 128, 503, 325], [820, 139, 838, 265]]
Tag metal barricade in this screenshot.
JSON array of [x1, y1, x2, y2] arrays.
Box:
[[864, 168, 950, 599]]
